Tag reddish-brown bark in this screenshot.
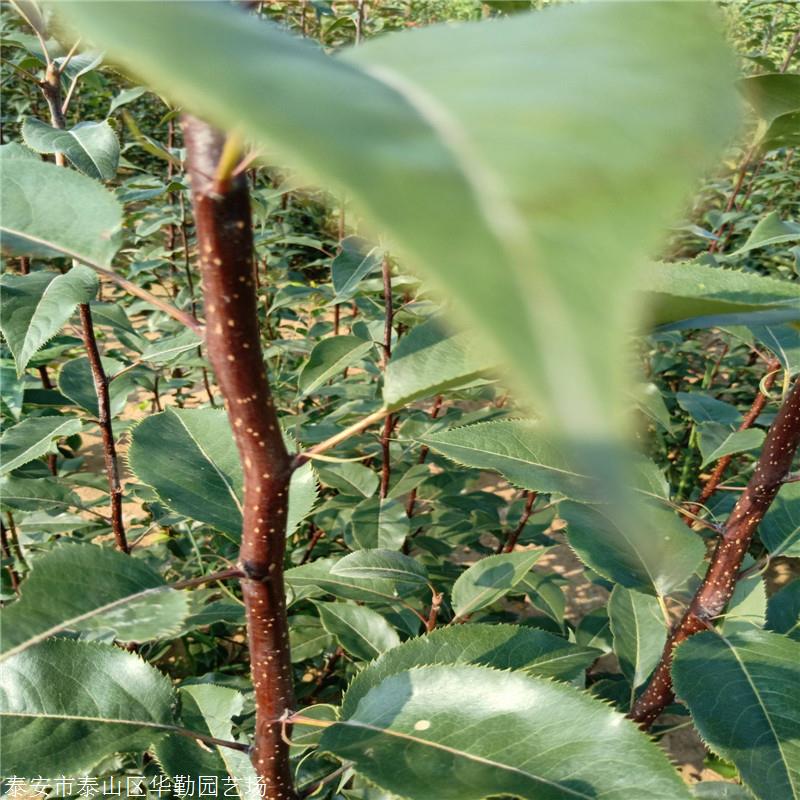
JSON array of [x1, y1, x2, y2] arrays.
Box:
[[687, 359, 781, 518], [79, 303, 128, 553], [631, 378, 800, 726], [183, 115, 296, 798]]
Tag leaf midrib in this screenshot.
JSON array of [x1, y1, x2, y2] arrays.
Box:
[[722, 635, 796, 796], [330, 717, 595, 800]]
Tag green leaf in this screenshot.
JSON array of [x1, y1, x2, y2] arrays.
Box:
[[608, 585, 666, 707], [0, 266, 98, 376], [286, 458, 318, 538], [332, 236, 382, 300], [290, 616, 334, 663], [691, 784, 753, 800], [633, 383, 673, 433], [645, 263, 800, 331], [21, 118, 120, 181], [139, 328, 202, 363], [698, 425, 765, 469], [0, 415, 82, 476], [0, 639, 175, 777], [58, 355, 138, 418], [673, 630, 800, 800], [128, 408, 314, 538], [766, 581, 800, 641], [332, 549, 428, 587], [759, 482, 800, 557], [0, 475, 81, 513], [315, 601, 400, 661], [0, 542, 189, 660], [318, 461, 379, 498], [739, 73, 800, 123], [718, 560, 766, 636], [322, 664, 691, 800], [420, 420, 595, 501], [108, 85, 147, 116], [347, 496, 410, 551], [452, 549, 543, 619], [343, 623, 599, 716], [676, 392, 742, 427], [727, 213, 800, 257], [128, 407, 242, 536], [56, 0, 738, 444], [55, 50, 104, 83], [154, 685, 257, 795], [750, 323, 800, 377], [383, 318, 493, 410], [286, 557, 416, 605], [0, 365, 24, 419], [760, 110, 800, 152], [561, 501, 705, 596], [0, 151, 122, 266], [299, 335, 373, 396]]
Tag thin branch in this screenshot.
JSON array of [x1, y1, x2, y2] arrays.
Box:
[[0, 521, 21, 593], [171, 567, 245, 590], [79, 304, 128, 553], [293, 406, 390, 468], [406, 395, 443, 519], [498, 491, 537, 554], [686, 359, 781, 519]]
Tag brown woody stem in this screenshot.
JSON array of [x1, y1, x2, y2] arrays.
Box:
[[631, 378, 800, 727], [499, 491, 538, 554], [39, 60, 127, 554], [78, 304, 128, 553], [183, 114, 296, 798], [687, 359, 781, 519]]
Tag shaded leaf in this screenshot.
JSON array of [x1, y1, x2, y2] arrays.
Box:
[[0, 151, 122, 266], [608, 585, 666, 707], [58, 355, 138, 418], [315, 601, 400, 661], [760, 482, 800, 557], [766, 581, 800, 641], [0, 266, 98, 376], [22, 117, 120, 180], [332, 236, 382, 300], [299, 335, 374, 396], [384, 318, 493, 410], [452, 549, 543, 619], [0, 415, 82, 476], [0, 639, 175, 777], [561, 501, 705, 596], [0, 542, 189, 659], [673, 630, 800, 800], [154, 685, 257, 797]]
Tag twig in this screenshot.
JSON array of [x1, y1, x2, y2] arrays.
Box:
[[79, 304, 128, 553], [293, 406, 390, 467], [0, 521, 21, 593], [171, 567, 245, 590], [498, 491, 537, 554], [686, 359, 781, 520], [299, 526, 325, 565]]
